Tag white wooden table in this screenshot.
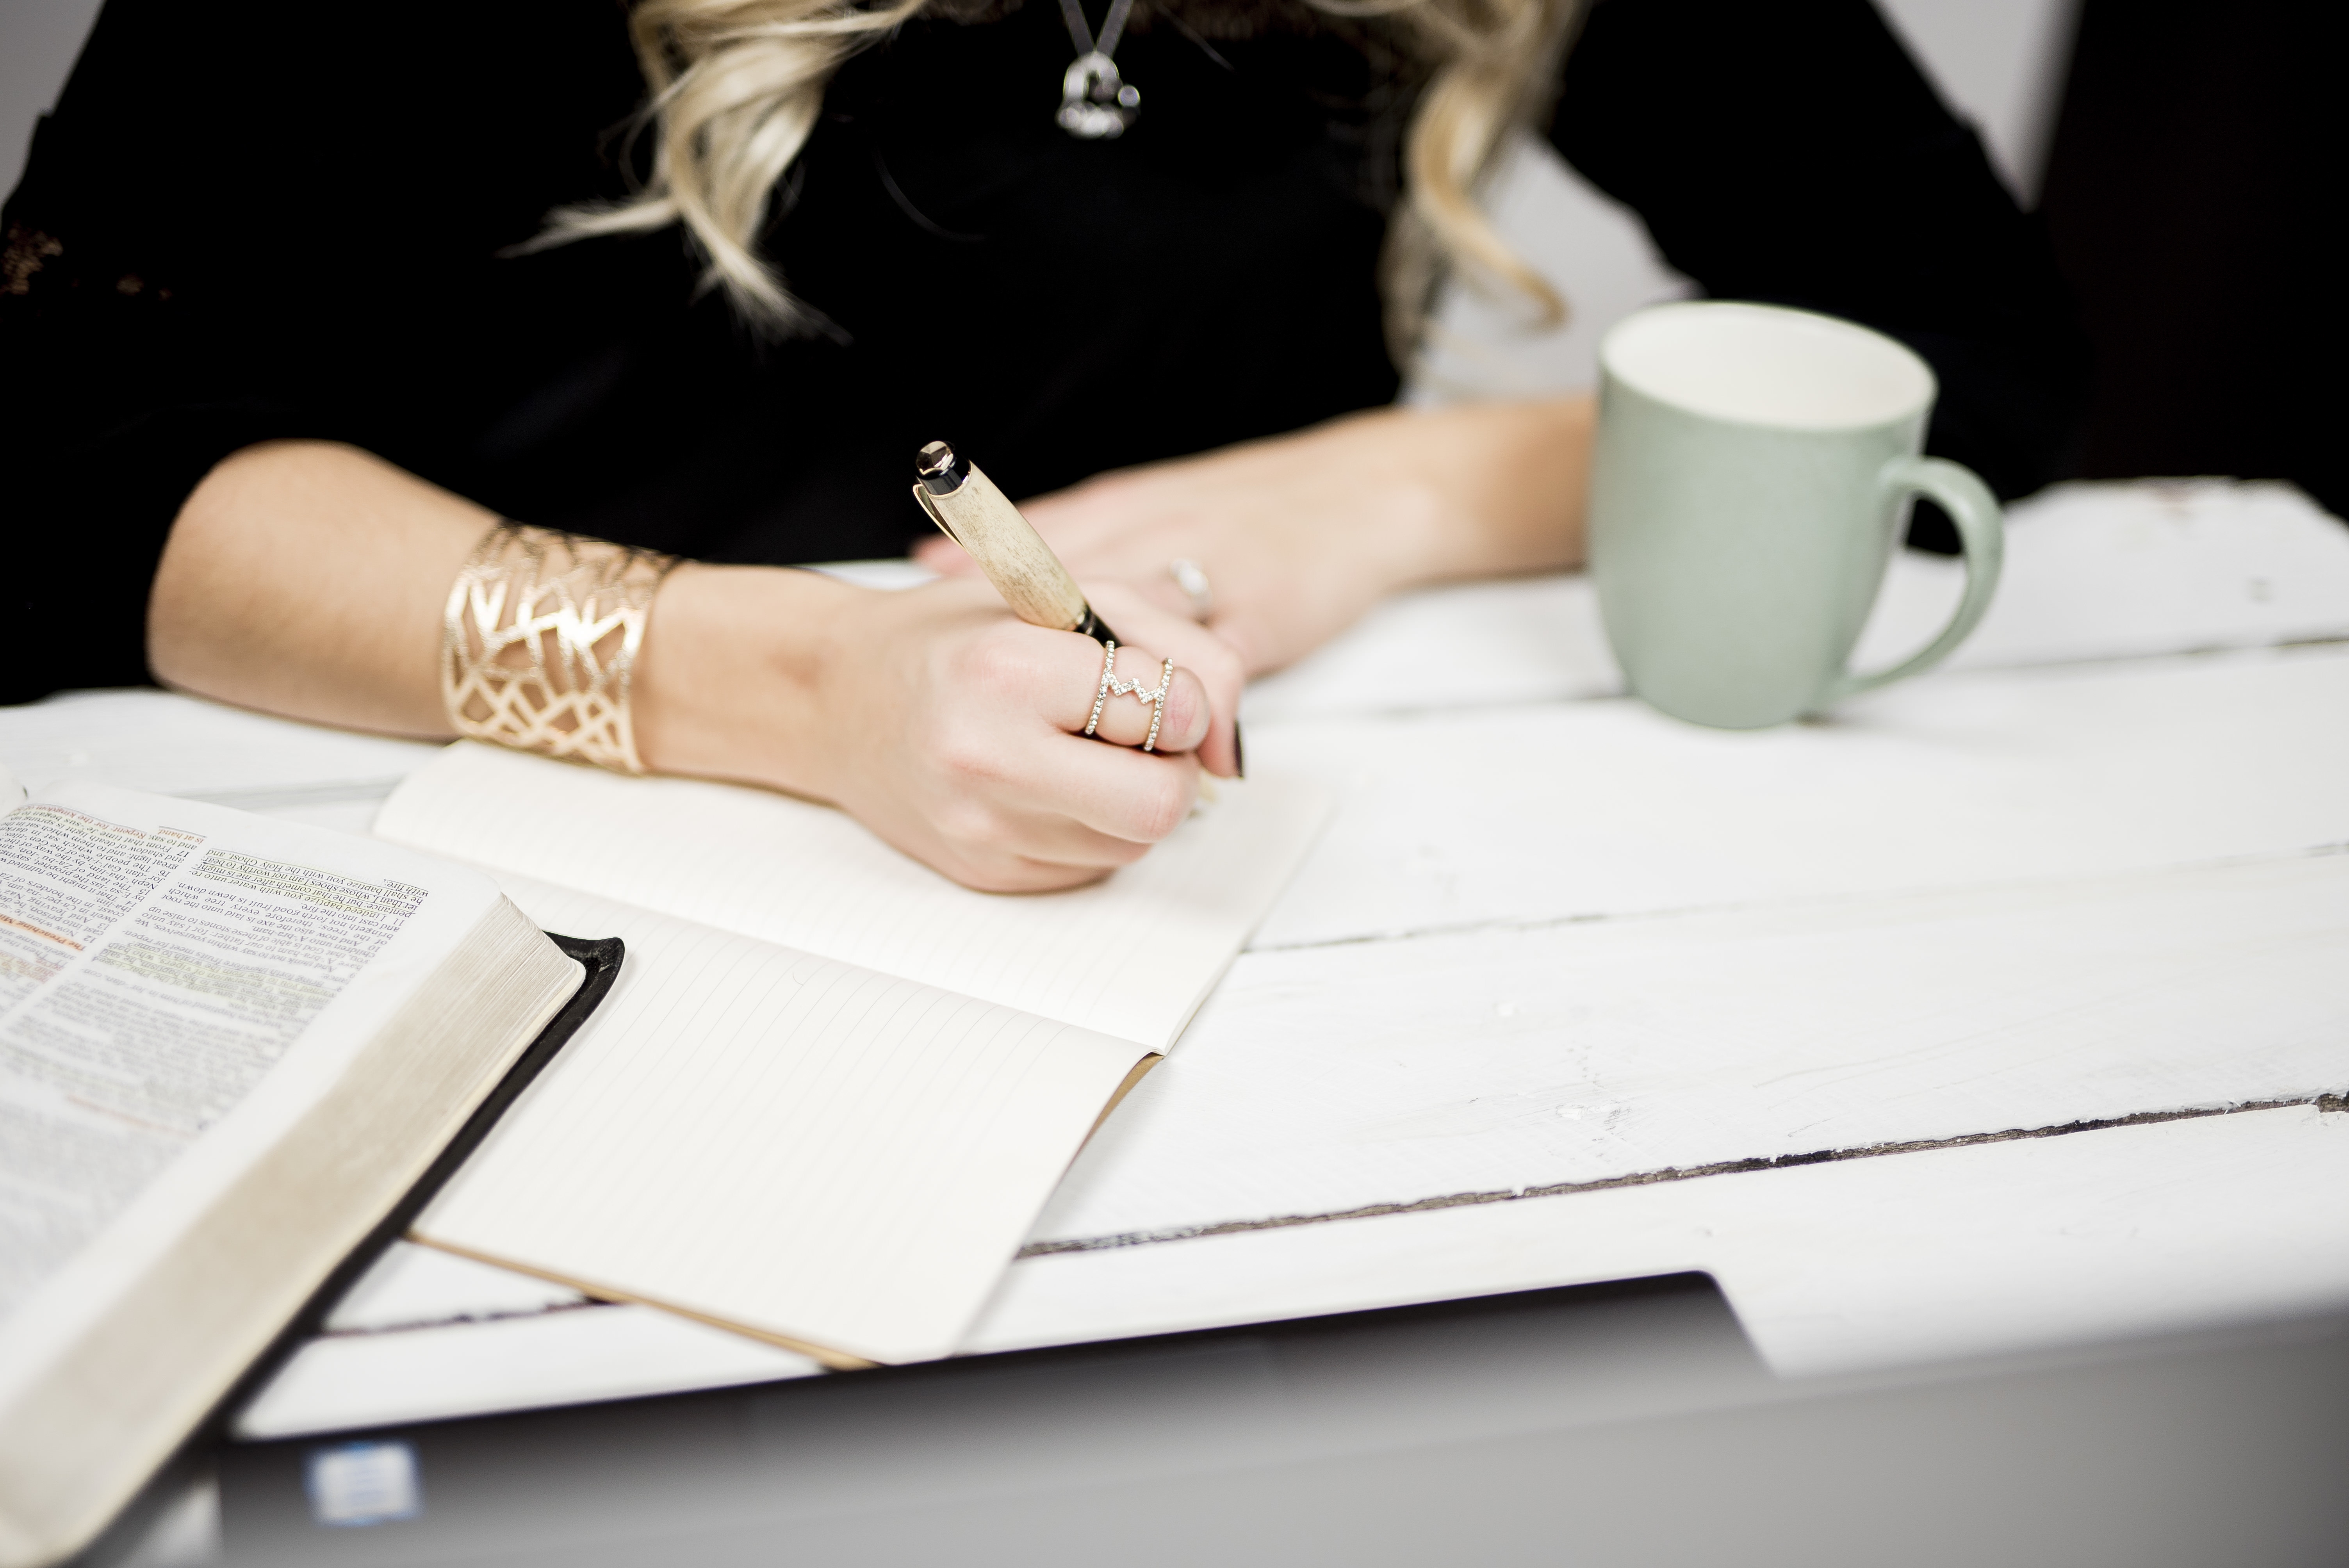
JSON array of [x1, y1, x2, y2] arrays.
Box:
[[6, 479, 2346, 1437]]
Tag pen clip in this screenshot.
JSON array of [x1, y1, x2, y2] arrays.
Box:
[[911, 485, 966, 551]]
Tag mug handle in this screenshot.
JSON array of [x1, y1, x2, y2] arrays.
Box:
[[1821, 455, 2005, 703]]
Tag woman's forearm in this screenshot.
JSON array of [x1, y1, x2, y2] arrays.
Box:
[[150, 440, 501, 737], [150, 439, 858, 791], [1378, 394, 1595, 586]]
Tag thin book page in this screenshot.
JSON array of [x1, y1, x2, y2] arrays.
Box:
[[415, 877, 1151, 1367], [374, 743, 1333, 1050], [0, 783, 504, 1365]]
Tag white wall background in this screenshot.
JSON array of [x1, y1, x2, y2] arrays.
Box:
[[1413, 0, 2080, 402], [2, 0, 2076, 402], [0, 0, 104, 201]]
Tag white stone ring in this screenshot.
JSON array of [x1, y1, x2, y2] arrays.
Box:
[[1168, 558, 1213, 620]]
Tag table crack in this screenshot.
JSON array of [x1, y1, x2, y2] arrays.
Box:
[[1019, 1089, 2349, 1258]]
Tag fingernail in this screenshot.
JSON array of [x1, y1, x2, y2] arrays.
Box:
[[1233, 720, 1247, 780]]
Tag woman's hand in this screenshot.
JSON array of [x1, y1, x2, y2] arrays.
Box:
[[638, 571, 1243, 893], [912, 396, 1597, 675]]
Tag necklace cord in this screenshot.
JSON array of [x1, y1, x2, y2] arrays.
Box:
[[1057, 0, 1136, 59]]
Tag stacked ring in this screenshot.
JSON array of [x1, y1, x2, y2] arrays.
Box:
[[1083, 640, 1178, 752]]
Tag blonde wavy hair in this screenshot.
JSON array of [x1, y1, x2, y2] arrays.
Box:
[[545, 0, 1584, 357]]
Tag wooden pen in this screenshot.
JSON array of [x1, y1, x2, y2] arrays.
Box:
[[911, 441, 1121, 645]]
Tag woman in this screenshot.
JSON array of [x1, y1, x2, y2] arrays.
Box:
[[0, 0, 2084, 888]]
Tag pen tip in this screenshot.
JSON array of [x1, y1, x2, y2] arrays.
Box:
[[916, 441, 970, 495]]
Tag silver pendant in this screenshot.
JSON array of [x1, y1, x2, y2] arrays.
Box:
[[1058, 50, 1140, 139]]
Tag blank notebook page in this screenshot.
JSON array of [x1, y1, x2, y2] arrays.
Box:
[[374, 743, 1331, 1050], [414, 878, 1146, 1366]]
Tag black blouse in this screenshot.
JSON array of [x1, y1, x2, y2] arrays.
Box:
[[0, 0, 2085, 703]]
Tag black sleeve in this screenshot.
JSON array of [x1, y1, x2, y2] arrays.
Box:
[[0, 0, 644, 706], [0, 1, 362, 704], [1549, 0, 2090, 534]]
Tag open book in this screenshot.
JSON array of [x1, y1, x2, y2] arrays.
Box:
[[372, 743, 1332, 1368], [0, 782, 592, 1568]]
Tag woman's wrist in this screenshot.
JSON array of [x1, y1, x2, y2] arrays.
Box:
[[630, 563, 862, 801], [1345, 441, 1455, 598], [1392, 395, 1594, 586]]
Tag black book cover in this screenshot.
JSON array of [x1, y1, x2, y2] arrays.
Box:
[[66, 934, 626, 1567]]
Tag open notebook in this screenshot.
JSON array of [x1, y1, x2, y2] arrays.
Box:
[[372, 743, 1332, 1366]]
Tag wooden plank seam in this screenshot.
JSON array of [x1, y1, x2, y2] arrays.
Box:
[[1018, 1090, 2349, 1257]]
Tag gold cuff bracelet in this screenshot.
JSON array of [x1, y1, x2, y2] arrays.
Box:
[[441, 523, 679, 775]]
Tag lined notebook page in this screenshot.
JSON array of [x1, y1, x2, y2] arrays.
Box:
[[375, 744, 1331, 1050], [414, 878, 1148, 1366]]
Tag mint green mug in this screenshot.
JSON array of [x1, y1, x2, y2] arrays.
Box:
[[1588, 301, 2003, 729]]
